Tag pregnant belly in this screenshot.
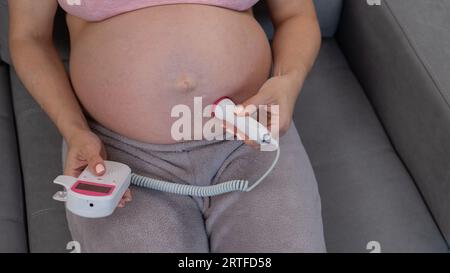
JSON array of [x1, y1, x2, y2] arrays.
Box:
[[69, 5, 272, 144]]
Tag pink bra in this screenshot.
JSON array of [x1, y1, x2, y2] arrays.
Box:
[[58, 0, 259, 21]]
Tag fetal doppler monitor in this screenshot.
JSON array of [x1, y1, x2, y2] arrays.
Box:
[[53, 97, 279, 218], [53, 161, 131, 218]]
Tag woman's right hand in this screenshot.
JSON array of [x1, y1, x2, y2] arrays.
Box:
[[64, 129, 133, 207], [64, 129, 107, 178]]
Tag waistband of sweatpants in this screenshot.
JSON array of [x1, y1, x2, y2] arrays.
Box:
[[87, 118, 232, 153]]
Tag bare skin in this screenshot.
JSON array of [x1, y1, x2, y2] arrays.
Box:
[[68, 5, 272, 144], [9, 0, 321, 208]]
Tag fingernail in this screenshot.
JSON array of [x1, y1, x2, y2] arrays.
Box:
[[95, 164, 105, 174], [234, 105, 244, 115]]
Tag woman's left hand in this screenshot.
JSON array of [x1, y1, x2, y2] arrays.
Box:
[[235, 72, 303, 137]]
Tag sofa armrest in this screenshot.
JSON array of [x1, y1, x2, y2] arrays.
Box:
[[0, 61, 28, 252], [337, 0, 450, 245]]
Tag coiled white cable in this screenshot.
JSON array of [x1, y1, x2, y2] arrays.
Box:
[[130, 141, 279, 197]]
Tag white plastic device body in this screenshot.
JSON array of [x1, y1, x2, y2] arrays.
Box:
[[213, 97, 279, 150], [53, 161, 131, 218]]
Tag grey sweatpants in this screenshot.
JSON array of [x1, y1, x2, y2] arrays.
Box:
[[62, 120, 326, 253]]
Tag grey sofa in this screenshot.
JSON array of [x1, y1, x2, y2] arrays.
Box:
[[0, 0, 449, 253]]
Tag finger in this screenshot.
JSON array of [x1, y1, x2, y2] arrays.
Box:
[[123, 189, 132, 202], [100, 144, 108, 161], [244, 139, 261, 150], [221, 123, 245, 141], [83, 149, 106, 176], [235, 91, 272, 117], [64, 152, 87, 177], [222, 124, 260, 149], [118, 200, 125, 208], [64, 161, 84, 177]]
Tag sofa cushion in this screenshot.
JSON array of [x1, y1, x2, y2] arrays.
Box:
[[0, 61, 27, 252], [294, 39, 448, 252], [9, 67, 71, 253], [337, 0, 450, 245]]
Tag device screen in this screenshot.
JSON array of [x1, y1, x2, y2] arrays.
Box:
[[75, 183, 112, 193]]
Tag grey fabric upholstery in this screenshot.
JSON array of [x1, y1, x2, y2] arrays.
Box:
[[254, 0, 342, 39], [0, 61, 27, 253], [314, 0, 342, 37], [0, 0, 9, 63], [295, 39, 448, 253], [337, 0, 450, 245], [9, 67, 71, 253]]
